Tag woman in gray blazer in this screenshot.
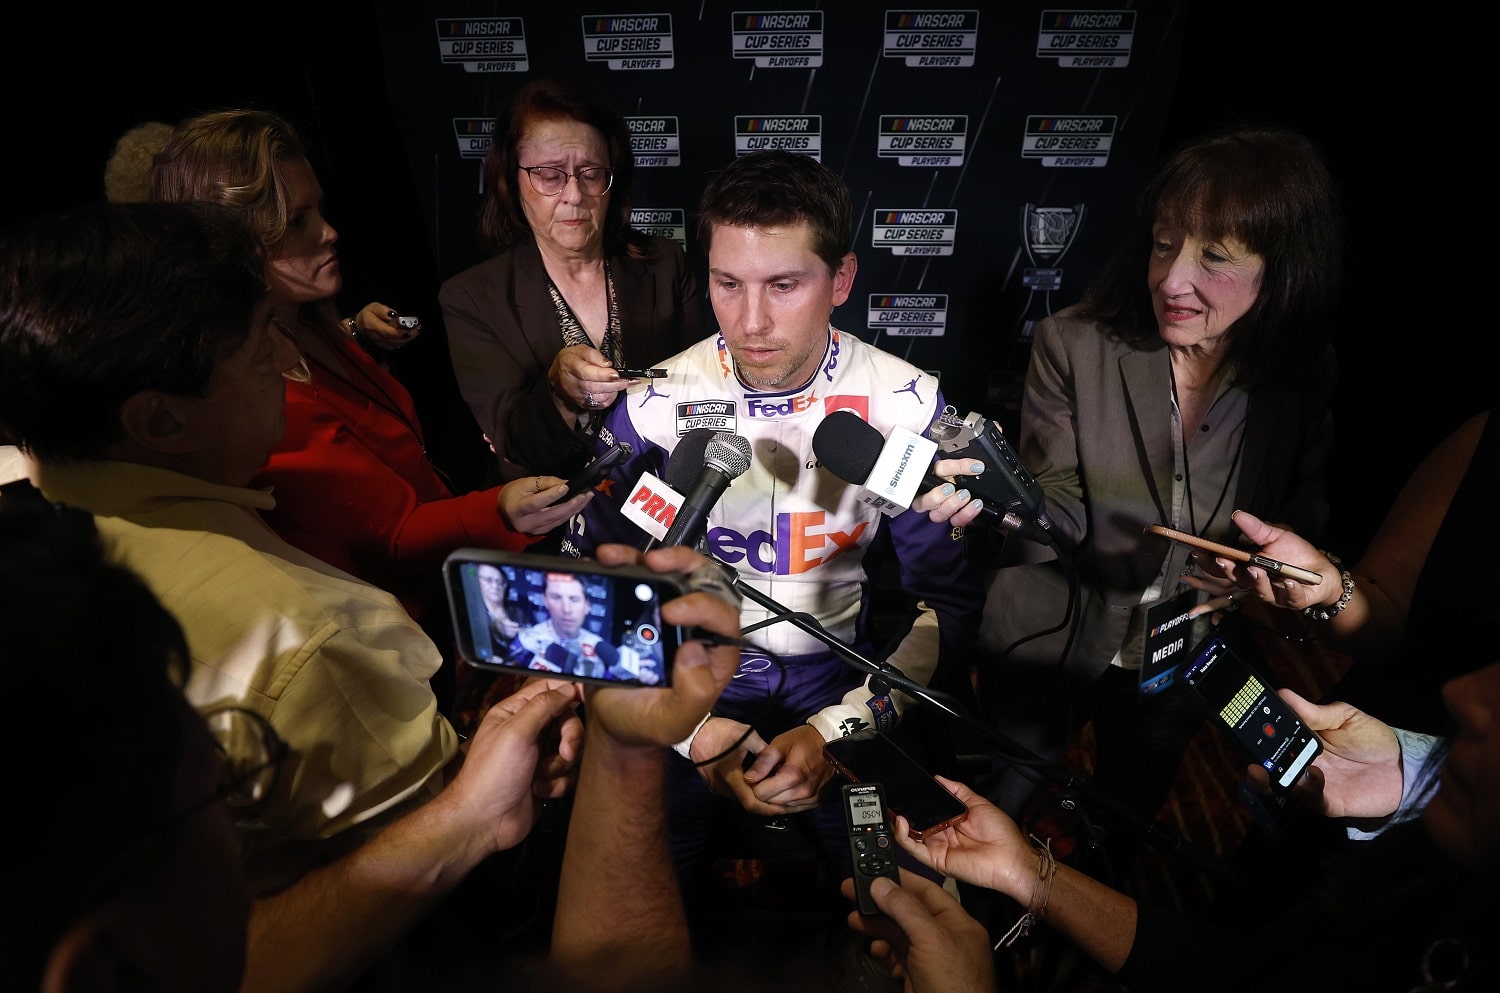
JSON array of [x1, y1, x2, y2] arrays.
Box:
[[969, 126, 1344, 886]]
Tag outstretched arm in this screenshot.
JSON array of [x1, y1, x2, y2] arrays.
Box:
[[893, 777, 1140, 974], [240, 679, 583, 993], [1186, 412, 1487, 660], [548, 543, 743, 992]]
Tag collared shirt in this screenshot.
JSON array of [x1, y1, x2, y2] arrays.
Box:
[[1112, 376, 1249, 669], [29, 457, 457, 893]]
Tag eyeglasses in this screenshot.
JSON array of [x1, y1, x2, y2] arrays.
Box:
[[519, 165, 614, 197], [201, 706, 288, 809]]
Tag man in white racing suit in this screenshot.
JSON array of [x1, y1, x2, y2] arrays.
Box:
[[512, 571, 610, 677], [563, 150, 983, 891]]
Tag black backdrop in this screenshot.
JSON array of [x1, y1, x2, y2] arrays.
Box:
[[4, 3, 1486, 561]]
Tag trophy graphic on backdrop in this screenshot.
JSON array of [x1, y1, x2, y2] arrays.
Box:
[[1015, 203, 1085, 341]]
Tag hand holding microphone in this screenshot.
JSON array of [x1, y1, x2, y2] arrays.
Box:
[[811, 410, 1053, 545], [913, 458, 993, 528], [660, 431, 752, 549], [926, 406, 1054, 532]]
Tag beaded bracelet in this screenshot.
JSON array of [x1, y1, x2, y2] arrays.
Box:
[[1302, 551, 1355, 621], [996, 835, 1057, 949]]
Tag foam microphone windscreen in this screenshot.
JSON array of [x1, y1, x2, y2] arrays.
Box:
[[665, 427, 717, 491], [543, 641, 575, 671], [594, 641, 619, 667], [812, 410, 886, 485]]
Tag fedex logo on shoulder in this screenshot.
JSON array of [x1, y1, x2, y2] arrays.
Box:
[[819, 328, 842, 382], [707, 511, 868, 574]]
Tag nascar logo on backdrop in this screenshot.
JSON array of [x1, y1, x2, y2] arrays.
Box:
[[452, 119, 493, 160], [1021, 115, 1117, 167], [883, 10, 979, 67], [1036, 10, 1136, 68], [582, 13, 675, 70], [436, 17, 528, 73], [735, 116, 822, 158], [877, 116, 967, 168], [629, 208, 687, 251], [872, 209, 957, 257], [731, 10, 824, 69], [868, 294, 948, 337], [627, 116, 681, 168]]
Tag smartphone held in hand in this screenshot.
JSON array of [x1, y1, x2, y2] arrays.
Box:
[[444, 549, 681, 687], [1143, 524, 1322, 585], [824, 729, 968, 839], [1181, 634, 1323, 792], [559, 441, 631, 502]]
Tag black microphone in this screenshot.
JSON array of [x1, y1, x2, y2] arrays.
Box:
[[637, 428, 717, 552], [812, 410, 1052, 545], [660, 431, 752, 548], [592, 640, 620, 678], [543, 641, 576, 673], [665, 427, 716, 491]]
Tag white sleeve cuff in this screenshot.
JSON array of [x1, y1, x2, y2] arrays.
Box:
[[671, 713, 713, 760]]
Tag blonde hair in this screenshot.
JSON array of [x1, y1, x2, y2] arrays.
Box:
[[103, 121, 175, 203], [149, 109, 306, 251]]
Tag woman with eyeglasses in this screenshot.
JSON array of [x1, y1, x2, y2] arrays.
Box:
[[440, 73, 705, 483], [151, 109, 589, 715]]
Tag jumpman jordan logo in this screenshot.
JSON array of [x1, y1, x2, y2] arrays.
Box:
[[639, 381, 670, 406], [893, 377, 924, 403]]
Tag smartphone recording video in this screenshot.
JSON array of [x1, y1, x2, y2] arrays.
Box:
[[444, 549, 681, 687]]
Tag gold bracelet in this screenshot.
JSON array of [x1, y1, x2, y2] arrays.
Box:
[[996, 835, 1057, 949]]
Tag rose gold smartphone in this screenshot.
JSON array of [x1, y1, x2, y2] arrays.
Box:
[[1143, 524, 1322, 585]]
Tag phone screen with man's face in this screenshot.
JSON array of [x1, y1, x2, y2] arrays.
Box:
[[443, 550, 679, 688], [1181, 635, 1322, 791]]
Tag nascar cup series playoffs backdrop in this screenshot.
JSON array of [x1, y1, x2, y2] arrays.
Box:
[[373, 2, 1185, 429]]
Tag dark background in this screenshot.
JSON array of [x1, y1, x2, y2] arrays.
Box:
[[3, 4, 1485, 562]]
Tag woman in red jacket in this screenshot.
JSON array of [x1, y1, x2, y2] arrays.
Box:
[[151, 108, 590, 714]]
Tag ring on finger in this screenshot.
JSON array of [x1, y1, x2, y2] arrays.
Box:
[[585, 392, 599, 408]]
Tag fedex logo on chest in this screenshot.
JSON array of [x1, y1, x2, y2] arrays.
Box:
[[706, 511, 868, 574]]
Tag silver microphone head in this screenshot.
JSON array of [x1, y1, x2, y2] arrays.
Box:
[[706, 432, 752, 479]]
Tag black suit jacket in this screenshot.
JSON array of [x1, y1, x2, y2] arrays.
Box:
[[439, 236, 705, 480]]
